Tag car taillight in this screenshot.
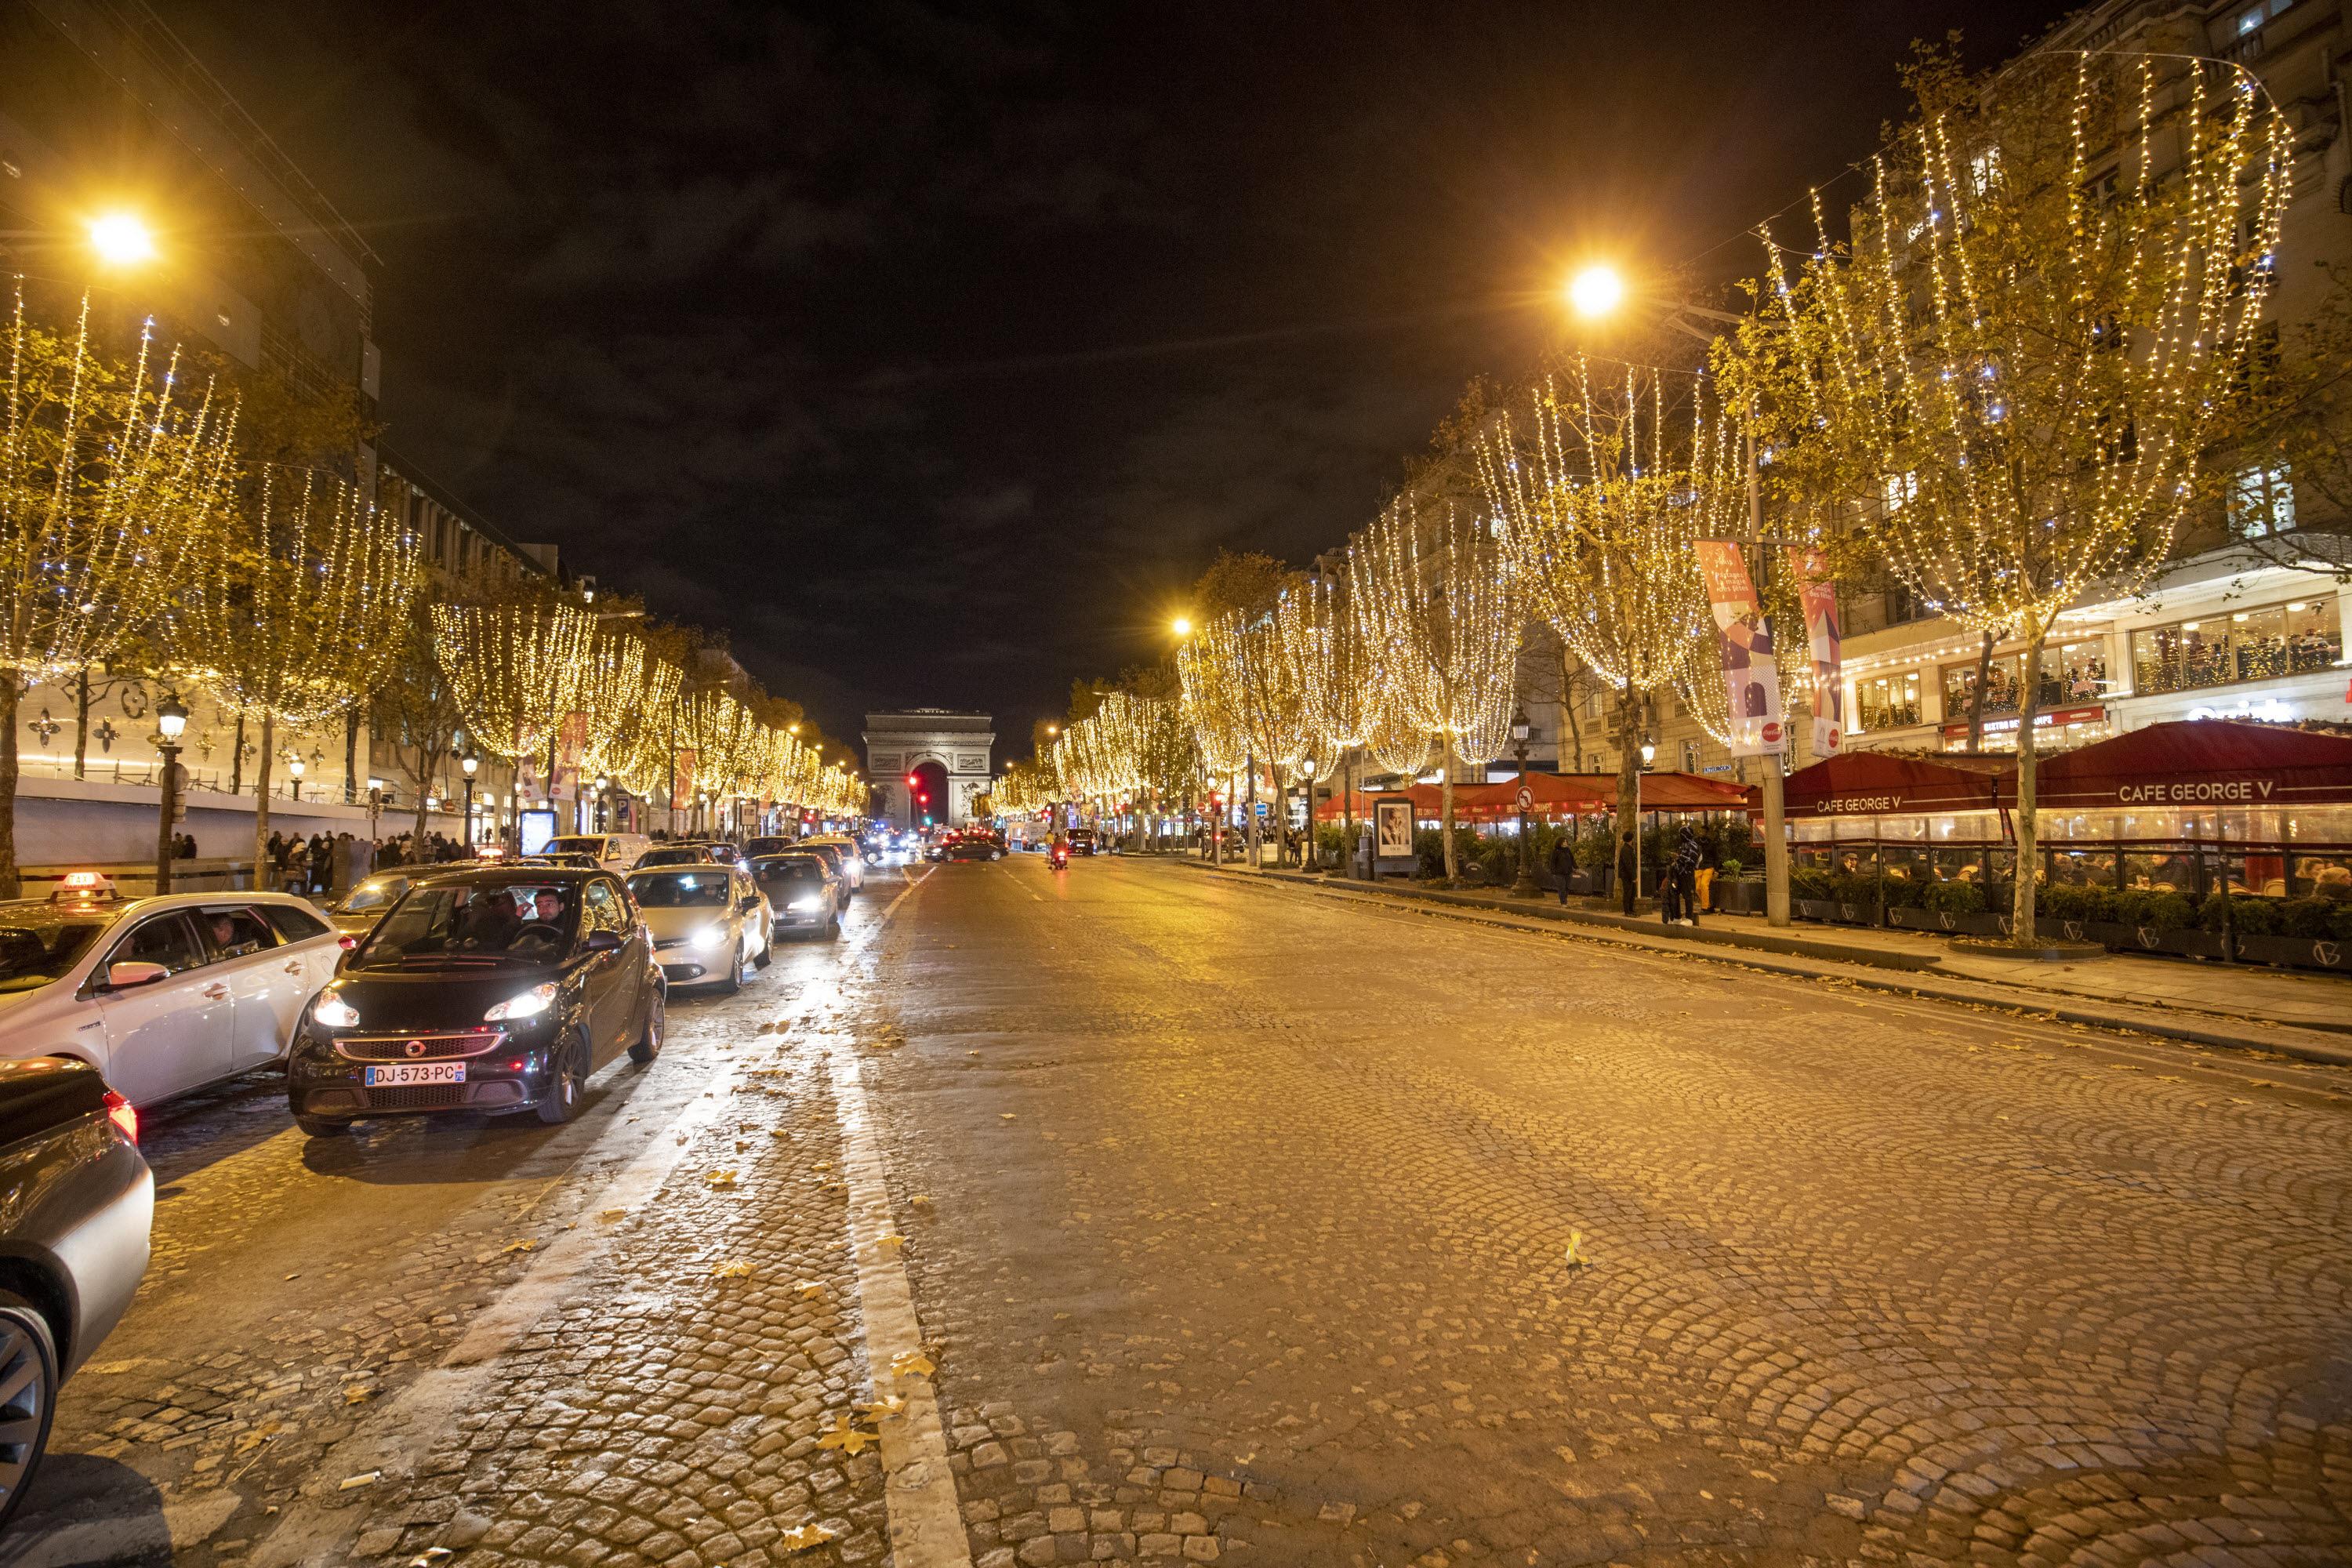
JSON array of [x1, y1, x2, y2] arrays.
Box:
[[103, 1090, 138, 1145], [337, 934, 359, 950]]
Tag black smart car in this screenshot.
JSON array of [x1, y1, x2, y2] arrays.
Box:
[[285, 867, 665, 1137]]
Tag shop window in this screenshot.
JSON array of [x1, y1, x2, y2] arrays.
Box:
[[1857, 671, 1922, 731], [1942, 655, 2022, 720], [2129, 594, 2338, 694], [1882, 472, 1917, 513], [2046, 640, 2108, 702], [2227, 463, 2294, 537]]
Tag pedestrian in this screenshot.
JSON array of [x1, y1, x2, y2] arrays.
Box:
[[1547, 831, 1574, 906], [1670, 824, 1703, 928], [1616, 830, 1638, 917], [286, 839, 310, 893], [1694, 834, 1718, 916]]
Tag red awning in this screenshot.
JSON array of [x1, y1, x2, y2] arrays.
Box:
[[1779, 749, 2016, 818], [1314, 772, 1748, 822], [2034, 719, 2352, 812]]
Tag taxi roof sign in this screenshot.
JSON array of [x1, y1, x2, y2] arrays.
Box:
[[53, 869, 121, 903]]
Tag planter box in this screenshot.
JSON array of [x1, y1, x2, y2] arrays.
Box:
[[1792, 898, 1882, 927], [2080, 920, 2226, 960], [1887, 906, 2012, 938], [1713, 878, 1767, 914], [2233, 932, 2352, 973]]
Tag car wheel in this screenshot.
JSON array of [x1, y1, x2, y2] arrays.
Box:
[[537, 1039, 586, 1124], [0, 1287, 60, 1534], [826, 912, 842, 941], [293, 1112, 350, 1138], [628, 985, 666, 1065], [752, 941, 773, 970], [991, 850, 1003, 861], [715, 940, 742, 994]]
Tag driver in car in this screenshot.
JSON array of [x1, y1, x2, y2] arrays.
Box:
[[207, 912, 262, 959]]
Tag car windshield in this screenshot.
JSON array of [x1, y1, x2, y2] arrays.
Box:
[[742, 837, 793, 858], [546, 837, 606, 858], [801, 845, 844, 870], [352, 881, 579, 969], [0, 904, 109, 993], [627, 870, 730, 908], [751, 856, 826, 888], [337, 874, 414, 913], [636, 848, 707, 868]]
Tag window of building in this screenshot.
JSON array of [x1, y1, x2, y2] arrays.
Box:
[[1942, 655, 2022, 722], [1882, 471, 1918, 513], [1857, 671, 1922, 731], [2130, 595, 2339, 695], [1680, 739, 1699, 772], [2228, 463, 2294, 536]]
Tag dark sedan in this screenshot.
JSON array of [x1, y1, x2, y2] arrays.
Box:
[[748, 853, 843, 940], [0, 1057, 151, 1530], [285, 868, 665, 1137]]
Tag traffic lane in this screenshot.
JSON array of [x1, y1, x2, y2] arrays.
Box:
[[869, 855, 2352, 1567], [16, 908, 873, 1567]]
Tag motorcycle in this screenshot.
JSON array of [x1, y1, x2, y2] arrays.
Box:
[[1050, 844, 1070, 871]]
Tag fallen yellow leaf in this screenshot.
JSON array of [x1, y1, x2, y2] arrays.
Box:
[[712, 1260, 754, 1279], [504, 1240, 537, 1254], [598, 1208, 627, 1222], [816, 1412, 880, 1455], [706, 1170, 739, 1189], [890, 1349, 937, 1380], [779, 1523, 837, 1552], [796, 1279, 827, 1299], [873, 1233, 906, 1251]]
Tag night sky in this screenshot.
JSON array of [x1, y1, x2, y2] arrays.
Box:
[[175, 0, 2071, 747]]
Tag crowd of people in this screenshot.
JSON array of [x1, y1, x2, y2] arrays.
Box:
[[261, 829, 473, 898]]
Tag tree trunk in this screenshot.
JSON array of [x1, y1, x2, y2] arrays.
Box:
[[74, 667, 90, 780], [1616, 678, 1641, 898], [1244, 754, 1258, 867], [1341, 750, 1354, 879], [412, 741, 444, 841], [252, 713, 276, 891], [1439, 736, 1459, 884], [1561, 652, 1584, 772], [0, 672, 21, 900], [344, 709, 361, 803], [1965, 630, 1994, 753], [2009, 627, 2049, 941], [230, 713, 246, 795]]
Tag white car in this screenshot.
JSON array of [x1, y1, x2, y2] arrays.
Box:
[[800, 834, 866, 894], [545, 833, 650, 874], [0, 876, 346, 1109]]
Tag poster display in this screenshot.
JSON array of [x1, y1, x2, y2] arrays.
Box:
[[671, 747, 698, 811], [1695, 540, 1784, 757], [554, 710, 588, 799], [1786, 546, 1843, 756]]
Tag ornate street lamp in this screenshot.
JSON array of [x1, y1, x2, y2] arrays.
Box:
[[153, 694, 189, 895], [286, 753, 305, 804], [461, 751, 479, 851]]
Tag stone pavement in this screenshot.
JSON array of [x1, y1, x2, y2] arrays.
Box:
[[1177, 858, 2352, 1062]]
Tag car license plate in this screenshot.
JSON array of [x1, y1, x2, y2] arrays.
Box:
[[364, 1062, 466, 1087]]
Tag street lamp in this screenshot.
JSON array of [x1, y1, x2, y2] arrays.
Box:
[[153, 694, 188, 895], [1565, 260, 1791, 927], [461, 752, 479, 851], [88, 212, 157, 268], [1171, 615, 1192, 638], [1298, 756, 1317, 871], [593, 774, 609, 833], [1508, 704, 1539, 897], [366, 775, 384, 840], [286, 754, 305, 804]]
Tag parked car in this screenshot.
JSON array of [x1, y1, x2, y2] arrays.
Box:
[[624, 865, 770, 992], [748, 853, 844, 941], [0, 875, 346, 1109], [632, 845, 718, 870], [0, 1055, 153, 1531], [545, 833, 651, 873], [286, 866, 664, 1136]]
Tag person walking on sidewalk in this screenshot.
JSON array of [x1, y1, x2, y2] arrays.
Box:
[[1616, 830, 1638, 916], [1669, 824, 1704, 927], [1548, 833, 1574, 906]]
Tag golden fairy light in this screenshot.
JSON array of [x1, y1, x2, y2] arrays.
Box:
[[1761, 48, 2291, 932], [432, 593, 597, 761]]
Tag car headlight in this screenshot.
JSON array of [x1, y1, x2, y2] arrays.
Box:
[[788, 895, 824, 912], [311, 994, 360, 1029], [692, 924, 732, 951], [484, 982, 558, 1022]]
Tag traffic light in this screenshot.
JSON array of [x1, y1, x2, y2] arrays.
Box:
[[906, 772, 919, 787], [917, 791, 929, 805]]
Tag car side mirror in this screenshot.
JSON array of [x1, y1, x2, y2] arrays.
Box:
[[583, 930, 622, 954], [105, 960, 170, 989]]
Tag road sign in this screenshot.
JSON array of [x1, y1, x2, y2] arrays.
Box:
[[1514, 784, 1533, 811]]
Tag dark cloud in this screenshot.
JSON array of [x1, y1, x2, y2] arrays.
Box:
[[169, 0, 2071, 744]]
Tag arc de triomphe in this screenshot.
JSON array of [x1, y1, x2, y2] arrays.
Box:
[[863, 710, 995, 829]]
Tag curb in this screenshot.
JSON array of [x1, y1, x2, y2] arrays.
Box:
[[1169, 858, 2352, 1069]]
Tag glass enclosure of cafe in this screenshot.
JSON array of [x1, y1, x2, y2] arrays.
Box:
[[1783, 721, 2352, 903]]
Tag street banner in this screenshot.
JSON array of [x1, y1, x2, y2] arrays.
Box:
[[1785, 546, 1843, 756], [671, 747, 698, 811], [517, 755, 542, 799], [554, 710, 588, 799], [1694, 540, 1784, 757]]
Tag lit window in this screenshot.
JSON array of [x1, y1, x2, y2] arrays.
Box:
[[2228, 463, 2294, 536], [1882, 472, 1918, 513]]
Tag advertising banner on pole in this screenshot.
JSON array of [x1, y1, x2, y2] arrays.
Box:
[[554, 711, 588, 800], [1785, 546, 1843, 756], [1694, 540, 1784, 757], [671, 747, 698, 811]]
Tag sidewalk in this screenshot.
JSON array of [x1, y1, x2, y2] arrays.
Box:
[[1171, 856, 2352, 1066]]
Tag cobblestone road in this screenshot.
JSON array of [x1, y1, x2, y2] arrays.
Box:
[[16, 852, 2351, 1568]]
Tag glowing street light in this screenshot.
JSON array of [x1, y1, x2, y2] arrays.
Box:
[[1171, 615, 1192, 638], [1566, 263, 1624, 319], [88, 212, 157, 268]]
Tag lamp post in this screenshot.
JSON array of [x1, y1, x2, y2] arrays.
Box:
[[1566, 262, 1791, 927], [1298, 757, 1316, 872], [287, 754, 305, 804], [461, 752, 479, 853], [1634, 737, 1656, 912], [1508, 704, 1539, 897], [593, 775, 609, 833], [366, 776, 384, 840], [153, 695, 188, 895]]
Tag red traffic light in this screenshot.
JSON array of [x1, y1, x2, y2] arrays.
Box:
[[906, 772, 919, 786]]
